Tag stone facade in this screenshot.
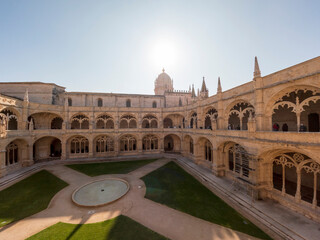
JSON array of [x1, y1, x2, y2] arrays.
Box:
[[1, 56, 320, 222]]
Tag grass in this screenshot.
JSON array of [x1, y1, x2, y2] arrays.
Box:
[[141, 161, 272, 240], [66, 159, 158, 176], [0, 170, 68, 227], [27, 215, 169, 240]]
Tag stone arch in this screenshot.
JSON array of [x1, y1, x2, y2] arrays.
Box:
[[67, 135, 89, 156], [226, 100, 255, 130], [5, 138, 28, 167], [70, 113, 89, 129], [260, 149, 320, 208], [119, 134, 137, 152], [204, 108, 218, 130], [33, 136, 62, 161], [265, 86, 320, 132], [119, 114, 137, 129], [189, 112, 198, 128], [163, 113, 184, 128], [96, 114, 114, 129], [196, 137, 213, 162], [51, 117, 63, 129], [142, 134, 159, 151], [183, 135, 194, 155], [218, 141, 251, 179], [142, 114, 158, 128], [164, 134, 181, 152], [0, 108, 18, 130], [94, 135, 115, 154]]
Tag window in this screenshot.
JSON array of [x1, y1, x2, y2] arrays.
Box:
[[179, 98, 182, 107], [126, 99, 131, 107], [97, 98, 103, 107], [152, 101, 157, 108], [68, 98, 72, 106]]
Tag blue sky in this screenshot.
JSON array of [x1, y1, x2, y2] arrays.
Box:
[[0, 0, 319, 94]]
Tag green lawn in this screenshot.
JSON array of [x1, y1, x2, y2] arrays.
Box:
[[27, 215, 169, 240], [66, 159, 158, 176], [0, 170, 68, 227], [141, 161, 272, 240]]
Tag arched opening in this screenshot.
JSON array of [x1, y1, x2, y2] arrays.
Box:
[[163, 114, 184, 128], [97, 98, 103, 107], [190, 112, 197, 128], [204, 108, 218, 129], [95, 135, 114, 154], [29, 112, 63, 130], [68, 98, 72, 106], [33, 137, 61, 162], [119, 115, 136, 129], [0, 109, 18, 130], [228, 102, 254, 130], [142, 115, 158, 128], [197, 137, 213, 162], [96, 115, 114, 129], [164, 134, 181, 152], [152, 101, 157, 108], [271, 89, 320, 132], [126, 99, 131, 107], [69, 136, 89, 155], [184, 135, 193, 155], [4, 139, 28, 173], [163, 118, 173, 128], [129, 119, 137, 128], [142, 135, 159, 151], [226, 142, 250, 178], [271, 152, 320, 207], [5, 142, 18, 166], [51, 117, 63, 129], [119, 135, 137, 152], [70, 114, 89, 129]]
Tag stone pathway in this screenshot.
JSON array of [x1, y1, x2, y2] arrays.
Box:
[[0, 158, 264, 240]]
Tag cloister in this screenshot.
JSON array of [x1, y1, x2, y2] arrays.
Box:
[[0, 56, 320, 223]]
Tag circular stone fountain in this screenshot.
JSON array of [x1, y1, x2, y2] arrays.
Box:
[[72, 178, 130, 207]]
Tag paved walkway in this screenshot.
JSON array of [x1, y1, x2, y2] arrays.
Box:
[[0, 155, 319, 240]]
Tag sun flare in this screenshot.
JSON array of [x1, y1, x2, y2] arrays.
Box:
[[152, 39, 177, 69]]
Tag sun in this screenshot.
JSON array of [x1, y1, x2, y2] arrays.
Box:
[[152, 39, 177, 69]]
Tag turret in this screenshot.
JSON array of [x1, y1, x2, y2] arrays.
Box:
[[217, 77, 222, 93], [254, 56, 261, 78], [200, 77, 208, 98], [191, 84, 196, 98]]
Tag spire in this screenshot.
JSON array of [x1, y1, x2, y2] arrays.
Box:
[[162, 68, 165, 73], [254, 56, 261, 78], [201, 76, 207, 92], [191, 84, 196, 97], [189, 85, 191, 92], [24, 88, 29, 102], [217, 77, 222, 93]]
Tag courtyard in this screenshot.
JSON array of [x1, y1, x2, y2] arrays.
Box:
[[0, 156, 319, 240]]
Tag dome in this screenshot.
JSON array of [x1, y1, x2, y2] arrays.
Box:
[[154, 69, 174, 95], [155, 69, 172, 85]]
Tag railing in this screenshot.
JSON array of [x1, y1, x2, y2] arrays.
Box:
[[4, 128, 320, 145]]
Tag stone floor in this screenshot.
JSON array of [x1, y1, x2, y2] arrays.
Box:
[[0, 155, 319, 240]]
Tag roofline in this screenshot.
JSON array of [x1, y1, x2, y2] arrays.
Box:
[[66, 92, 165, 98], [263, 56, 320, 78], [0, 81, 66, 89]]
